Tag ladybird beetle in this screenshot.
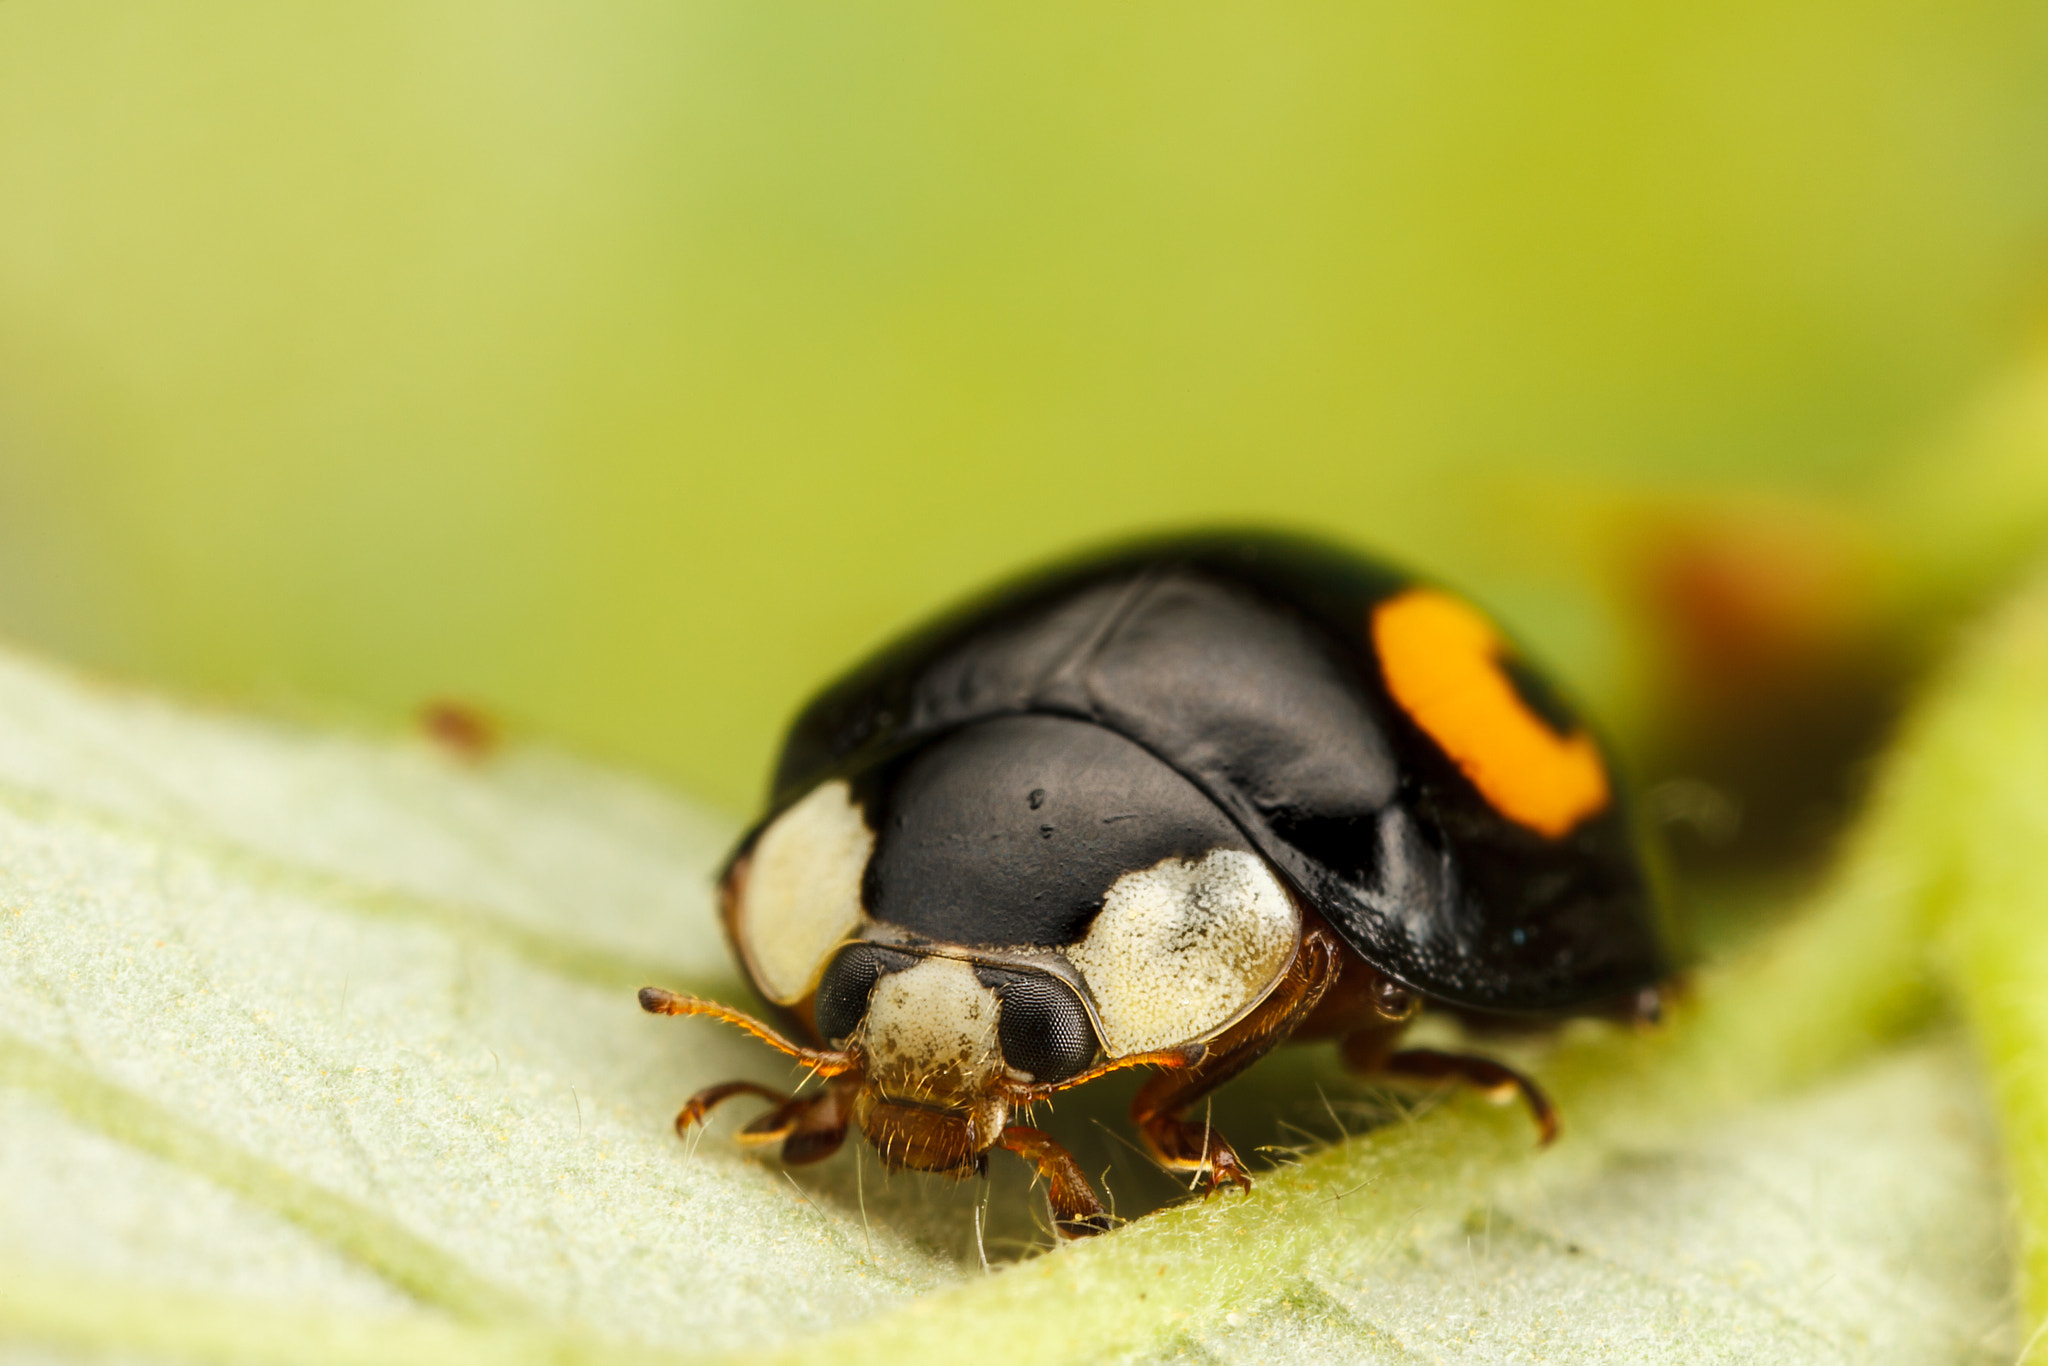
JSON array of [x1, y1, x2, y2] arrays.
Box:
[[642, 532, 1670, 1236]]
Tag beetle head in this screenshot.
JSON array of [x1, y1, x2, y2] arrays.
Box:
[[641, 962, 1198, 1177], [637, 979, 1014, 1175]]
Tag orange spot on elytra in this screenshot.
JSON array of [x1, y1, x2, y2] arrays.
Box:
[[1372, 589, 1610, 839]]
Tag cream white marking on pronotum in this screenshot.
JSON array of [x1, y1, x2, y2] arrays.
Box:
[[859, 956, 1003, 1101], [1065, 848, 1300, 1055], [733, 779, 872, 1003]]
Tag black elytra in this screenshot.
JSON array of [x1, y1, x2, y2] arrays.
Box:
[[746, 529, 1673, 1017], [860, 714, 1255, 949]]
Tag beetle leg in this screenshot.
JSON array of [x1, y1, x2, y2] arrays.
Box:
[[673, 1078, 857, 1165], [997, 1125, 1115, 1238], [1129, 928, 1341, 1195], [726, 1082, 857, 1165], [1130, 1083, 1252, 1195], [1342, 1039, 1559, 1146], [768, 1079, 859, 1165], [673, 1080, 790, 1139]]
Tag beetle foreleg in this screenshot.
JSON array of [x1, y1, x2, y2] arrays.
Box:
[[674, 1080, 790, 1139], [759, 1079, 858, 1165], [1129, 928, 1341, 1195], [672, 1078, 858, 1165], [996, 1125, 1114, 1238]]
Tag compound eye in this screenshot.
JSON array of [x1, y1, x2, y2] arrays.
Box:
[[811, 944, 913, 1046], [983, 970, 1099, 1085]]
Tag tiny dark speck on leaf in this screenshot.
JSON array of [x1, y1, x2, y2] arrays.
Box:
[[419, 699, 498, 759], [1040, 825, 1056, 839], [1028, 788, 1046, 809]]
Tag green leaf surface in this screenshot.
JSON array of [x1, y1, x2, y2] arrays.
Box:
[[4, 571, 2047, 1363]]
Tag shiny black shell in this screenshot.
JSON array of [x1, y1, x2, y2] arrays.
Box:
[[753, 531, 1671, 1014]]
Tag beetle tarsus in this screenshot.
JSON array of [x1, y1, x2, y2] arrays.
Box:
[[1142, 1113, 1252, 1196], [673, 1078, 857, 1165], [1372, 1046, 1560, 1147], [997, 1125, 1115, 1239], [1205, 1147, 1252, 1196], [674, 1080, 789, 1138]]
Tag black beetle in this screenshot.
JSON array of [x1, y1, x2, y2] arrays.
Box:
[[643, 531, 1670, 1236]]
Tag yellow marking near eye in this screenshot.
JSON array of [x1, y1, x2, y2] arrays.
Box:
[[1371, 589, 1610, 839]]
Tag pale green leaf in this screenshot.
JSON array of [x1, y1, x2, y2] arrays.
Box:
[[0, 591, 2040, 1363]]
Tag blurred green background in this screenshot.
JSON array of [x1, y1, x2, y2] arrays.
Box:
[[3, 1, 2047, 814]]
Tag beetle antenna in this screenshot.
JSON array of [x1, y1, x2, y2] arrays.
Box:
[[638, 987, 857, 1076], [1012, 1043, 1205, 1101]]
